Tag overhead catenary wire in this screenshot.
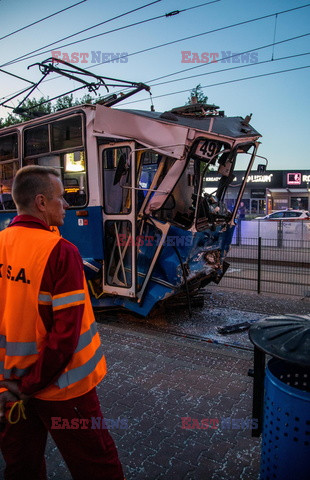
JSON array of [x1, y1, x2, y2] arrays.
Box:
[[0, 0, 164, 68], [1, 3, 309, 108], [121, 65, 310, 105], [22, 31, 310, 102], [74, 3, 310, 77], [1, 0, 220, 68], [147, 33, 310, 85], [2, 0, 310, 106], [0, 1, 88, 42], [149, 52, 310, 88]]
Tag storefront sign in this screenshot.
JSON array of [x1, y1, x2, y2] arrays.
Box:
[[287, 173, 301, 185], [251, 189, 266, 198], [246, 174, 273, 183]]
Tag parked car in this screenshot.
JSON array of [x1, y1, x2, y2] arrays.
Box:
[[255, 209, 310, 220]]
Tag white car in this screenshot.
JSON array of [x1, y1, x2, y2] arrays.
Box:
[[256, 209, 310, 221]]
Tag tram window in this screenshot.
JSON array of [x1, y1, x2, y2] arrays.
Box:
[[154, 158, 196, 228], [24, 150, 87, 207], [24, 125, 49, 156], [63, 151, 86, 207], [102, 147, 131, 214], [0, 133, 19, 210], [0, 161, 18, 210], [51, 116, 83, 151], [137, 151, 160, 205], [0, 133, 18, 161]]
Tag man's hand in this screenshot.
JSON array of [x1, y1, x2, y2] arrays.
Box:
[[0, 390, 19, 426], [0, 380, 29, 402]]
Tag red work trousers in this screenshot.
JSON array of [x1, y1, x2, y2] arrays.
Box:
[[0, 387, 124, 480]]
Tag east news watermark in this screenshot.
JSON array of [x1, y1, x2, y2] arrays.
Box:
[[51, 416, 129, 430], [117, 234, 193, 247], [181, 50, 258, 64], [51, 50, 128, 64], [181, 416, 258, 430]]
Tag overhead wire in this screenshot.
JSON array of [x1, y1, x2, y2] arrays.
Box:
[[0, 1, 88, 42], [149, 52, 310, 87], [147, 32, 310, 84], [2, 1, 304, 103], [72, 3, 310, 78], [0, 0, 164, 67], [1, 0, 220, 68], [1, 3, 309, 108], [25, 31, 309, 102], [120, 65, 310, 105]]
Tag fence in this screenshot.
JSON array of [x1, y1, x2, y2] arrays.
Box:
[[220, 236, 310, 297], [232, 219, 310, 248]]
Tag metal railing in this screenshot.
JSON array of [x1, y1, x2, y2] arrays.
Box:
[[233, 219, 310, 248], [220, 237, 310, 297]]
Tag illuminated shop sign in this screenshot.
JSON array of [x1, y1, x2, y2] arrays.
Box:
[[287, 173, 301, 185], [246, 174, 273, 183]]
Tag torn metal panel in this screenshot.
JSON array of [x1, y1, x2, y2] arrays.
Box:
[[94, 105, 190, 159]]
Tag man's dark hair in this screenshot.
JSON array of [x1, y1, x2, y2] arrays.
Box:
[[12, 165, 60, 209]]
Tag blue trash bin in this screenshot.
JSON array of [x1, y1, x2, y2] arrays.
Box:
[[260, 358, 310, 480]]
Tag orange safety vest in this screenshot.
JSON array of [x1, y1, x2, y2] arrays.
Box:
[[0, 226, 107, 401]]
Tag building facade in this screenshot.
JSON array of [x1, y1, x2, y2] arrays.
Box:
[[203, 170, 310, 217]]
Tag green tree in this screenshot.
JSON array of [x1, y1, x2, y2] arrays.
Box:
[[0, 93, 96, 127], [54, 94, 75, 111], [74, 93, 95, 105], [186, 84, 208, 105], [0, 97, 52, 127]]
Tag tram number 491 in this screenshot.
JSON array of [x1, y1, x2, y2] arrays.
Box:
[[195, 139, 221, 160]]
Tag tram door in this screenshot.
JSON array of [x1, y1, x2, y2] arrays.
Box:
[[99, 144, 170, 302], [100, 143, 137, 298]]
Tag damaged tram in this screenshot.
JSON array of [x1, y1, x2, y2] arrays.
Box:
[[0, 102, 261, 315]]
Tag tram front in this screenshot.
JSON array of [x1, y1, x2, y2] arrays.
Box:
[[90, 102, 261, 315]]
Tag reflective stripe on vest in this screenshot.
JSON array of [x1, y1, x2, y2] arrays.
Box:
[[0, 319, 98, 358], [56, 345, 103, 389], [38, 291, 86, 310], [0, 362, 29, 378]]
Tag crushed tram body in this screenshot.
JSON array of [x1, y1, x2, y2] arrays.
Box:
[[0, 101, 261, 316]]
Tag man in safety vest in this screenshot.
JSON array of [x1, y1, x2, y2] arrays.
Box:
[[0, 166, 124, 480]]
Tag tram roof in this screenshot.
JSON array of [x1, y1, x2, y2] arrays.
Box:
[[120, 108, 261, 139], [0, 103, 260, 141]]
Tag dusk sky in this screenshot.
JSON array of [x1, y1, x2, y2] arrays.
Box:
[[0, 0, 309, 169]]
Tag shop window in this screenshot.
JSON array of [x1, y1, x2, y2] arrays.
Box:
[[273, 198, 288, 210], [291, 197, 308, 210]]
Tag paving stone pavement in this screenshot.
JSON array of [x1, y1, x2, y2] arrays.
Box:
[[0, 320, 261, 480]]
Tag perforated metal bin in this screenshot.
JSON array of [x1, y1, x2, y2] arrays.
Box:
[[260, 358, 310, 479], [249, 314, 310, 480]]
